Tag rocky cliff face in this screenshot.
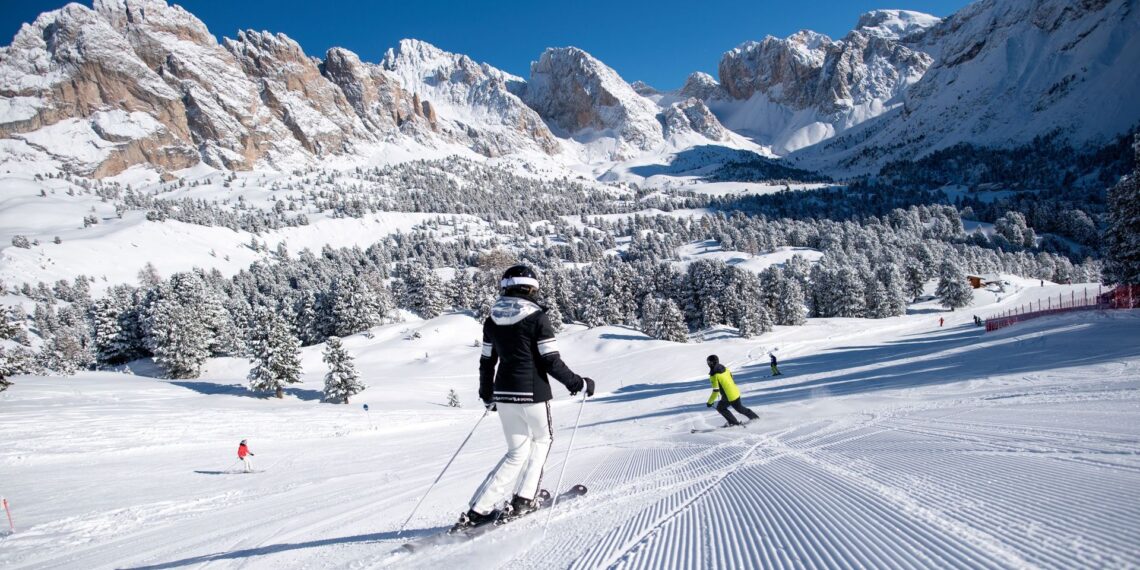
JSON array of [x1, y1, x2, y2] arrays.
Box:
[[519, 47, 666, 159], [662, 98, 729, 141], [713, 22, 934, 153], [380, 39, 561, 157], [0, 0, 562, 176]]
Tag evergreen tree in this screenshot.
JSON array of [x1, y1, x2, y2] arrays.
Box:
[[655, 298, 689, 343], [322, 336, 363, 404], [878, 265, 909, 317], [248, 310, 303, 398], [92, 297, 133, 365], [331, 279, 383, 337], [1103, 138, 1140, 285], [401, 263, 446, 318], [448, 269, 475, 310], [775, 278, 807, 326], [148, 299, 210, 378], [0, 346, 37, 390], [903, 259, 927, 301], [936, 259, 974, 311]]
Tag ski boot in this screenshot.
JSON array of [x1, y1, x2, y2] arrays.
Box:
[[450, 509, 498, 533], [502, 494, 539, 522]]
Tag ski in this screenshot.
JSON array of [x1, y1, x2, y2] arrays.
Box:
[[398, 484, 588, 553], [691, 423, 748, 434]]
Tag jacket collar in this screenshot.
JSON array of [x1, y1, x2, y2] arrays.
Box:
[[491, 296, 543, 325]]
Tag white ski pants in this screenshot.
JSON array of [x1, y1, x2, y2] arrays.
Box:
[[241, 456, 253, 472], [470, 402, 553, 514]]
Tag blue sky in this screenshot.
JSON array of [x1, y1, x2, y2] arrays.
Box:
[[1, 0, 971, 89]]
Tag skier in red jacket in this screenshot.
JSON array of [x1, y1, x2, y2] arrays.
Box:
[[237, 439, 255, 473]]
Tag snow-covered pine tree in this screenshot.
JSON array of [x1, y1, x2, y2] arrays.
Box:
[[322, 335, 363, 404], [447, 388, 461, 408], [775, 278, 807, 326], [1102, 137, 1140, 285], [577, 282, 610, 328], [544, 301, 564, 332], [655, 298, 689, 343], [936, 259, 974, 311], [331, 279, 380, 337], [249, 310, 303, 398], [865, 279, 892, 319], [878, 265, 909, 317], [147, 299, 210, 378], [1, 345, 24, 390], [92, 297, 132, 365], [758, 266, 783, 312], [448, 269, 474, 310], [400, 263, 446, 319], [903, 259, 927, 301]]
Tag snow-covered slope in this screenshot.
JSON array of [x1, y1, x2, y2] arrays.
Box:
[[2, 285, 1137, 568], [796, 0, 1140, 173]]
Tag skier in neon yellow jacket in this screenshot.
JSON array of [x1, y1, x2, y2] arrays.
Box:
[[705, 355, 759, 427]]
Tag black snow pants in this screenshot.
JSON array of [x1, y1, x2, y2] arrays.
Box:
[[717, 397, 759, 425]]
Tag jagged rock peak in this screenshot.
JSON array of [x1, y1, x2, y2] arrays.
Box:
[[662, 98, 728, 141], [93, 0, 215, 46], [679, 72, 725, 100], [521, 46, 663, 155], [631, 81, 659, 96], [855, 10, 942, 40]]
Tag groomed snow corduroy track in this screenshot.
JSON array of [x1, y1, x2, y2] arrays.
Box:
[[2, 302, 1139, 569]]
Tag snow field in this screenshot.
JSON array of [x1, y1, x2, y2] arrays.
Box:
[[2, 281, 1138, 568]]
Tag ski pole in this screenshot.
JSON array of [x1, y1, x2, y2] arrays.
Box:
[[543, 392, 587, 538], [2, 497, 13, 534], [398, 409, 490, 535]]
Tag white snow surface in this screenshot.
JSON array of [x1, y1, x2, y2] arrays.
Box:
[[2, 284, 1138, 568]]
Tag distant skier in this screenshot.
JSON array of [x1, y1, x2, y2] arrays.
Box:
[[939, 317, 944, 327], [705, 355, 759, 427], [769, 353, 782, 377], [237, 439, 255, 473], [456, 265, 595, 531]]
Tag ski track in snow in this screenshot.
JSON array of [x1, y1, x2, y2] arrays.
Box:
[[2, 299, 1139, 569]]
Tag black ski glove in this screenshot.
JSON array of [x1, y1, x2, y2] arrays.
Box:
[[570, 378, 595, 397], [706, 402, 713, 408], [484, 400, 497, 412]]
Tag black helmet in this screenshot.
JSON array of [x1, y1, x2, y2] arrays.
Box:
[[706, 355, 719, 366], [501, 265, 540, 293]]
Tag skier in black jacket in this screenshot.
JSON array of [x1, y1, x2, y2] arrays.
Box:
[[456, 265, 595, 530]]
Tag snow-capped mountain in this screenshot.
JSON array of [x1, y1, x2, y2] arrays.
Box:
[[379, 39, 562, 157], [709, 19, 936, 154], [516, 47, 666, 160], [799, 0, 1140, 173], [0, 0, 567, 176], [0, 0, 1136, 178]]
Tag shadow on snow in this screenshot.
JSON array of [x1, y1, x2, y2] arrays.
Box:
[[169, 381, 325, 401], [580, 315, 1140, 429], [125, 528, 444, 569]]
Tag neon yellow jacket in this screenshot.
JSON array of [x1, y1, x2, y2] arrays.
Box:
[[707, 365, 740, 405]]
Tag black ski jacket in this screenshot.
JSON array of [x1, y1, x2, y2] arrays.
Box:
[[479, 294, 584, 404]]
